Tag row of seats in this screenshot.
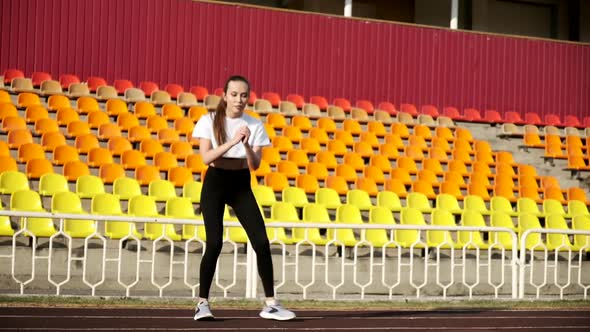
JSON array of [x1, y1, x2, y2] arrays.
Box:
[[5, 68, 588, 128], [1, 168, 588, 224], [1, 188, 588, 251]]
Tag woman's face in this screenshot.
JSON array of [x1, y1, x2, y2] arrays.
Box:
[[223, 80, 249, 117]]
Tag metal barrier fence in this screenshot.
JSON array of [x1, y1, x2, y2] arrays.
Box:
[[0, 211, 589, 300]]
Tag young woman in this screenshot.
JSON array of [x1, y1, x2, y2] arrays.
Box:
[[191, 75, 295, 321]]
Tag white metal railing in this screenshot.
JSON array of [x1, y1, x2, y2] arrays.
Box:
[[519, 228, 590, 300], [0, 210, 589, 300]]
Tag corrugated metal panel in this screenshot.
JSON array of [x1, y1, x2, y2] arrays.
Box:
[[0, 0, 588, 119]]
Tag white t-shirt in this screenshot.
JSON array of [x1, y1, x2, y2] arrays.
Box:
[[192, 112, 270, 159]]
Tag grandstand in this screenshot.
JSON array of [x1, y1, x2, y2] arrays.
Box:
[[0, 0, 589, 301]]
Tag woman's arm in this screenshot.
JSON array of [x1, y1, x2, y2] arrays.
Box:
[[199, 133, 243, 165], [243, 142, 262, 170]]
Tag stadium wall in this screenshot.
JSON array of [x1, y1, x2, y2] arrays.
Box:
[[1, 0, 588, 118]]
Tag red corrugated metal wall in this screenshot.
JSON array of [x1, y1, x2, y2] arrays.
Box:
[[1, 0, 589, 118]]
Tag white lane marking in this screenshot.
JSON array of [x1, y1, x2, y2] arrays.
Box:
[[1, 314, 590, 320], [0, 327, 590, 331]]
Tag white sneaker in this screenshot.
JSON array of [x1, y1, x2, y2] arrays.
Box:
[[194, 301, 215, 321], [259, 302, 296, 321]]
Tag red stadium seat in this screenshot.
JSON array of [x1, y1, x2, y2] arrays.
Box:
[[377, 101, 397, 115], [524, 112, 543, 126], [442, 106, 463, 120], [483, 109, 502, 123], [190, 85, 209, 101], [31, 71, 52, 87], [113, 79, 134, 95], [333, 98, 352, 112], [399, 103, 418, 116], [356, 100, 375, 114], [261, 92, 281, 107], [544, 113, 562, 127], [139, 81, 159, 97], [286, 94, 305, 109], [310, 96, 329, 110], [3, 68, 25, 85], [58, 74, 80, 89], [504, 111, 524, 124], [564, 115, 581, 128], [164, 83, 184, 99], [463, 108, 482, 122], [86, 76, 108, 92], [420, 105, 439, 117]]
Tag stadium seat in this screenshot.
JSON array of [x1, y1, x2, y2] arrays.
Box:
[[331, 204, 362, 247], [76, 175, 105, 199], [113, 177, 142, 200], [91, 193, 142, 239], [38, 173, 69, 197], [267, 202, 297, 244], [166, 197, 205, 241], [129, 195, 181, 241], [429, 209, 460, 249], [489, 211, 517, 250], [297, 203, 331, 245], [376, 191, 402, 213], [397, 208, 426, 249], [99, 163, 126, 184], [148, 179, 177, 202], [182, 180, 202, 203], [458, 209, 489, 249], [86, 76, 108, 93], [52, 191, 97, 238], [26, 158, 54, 179], [168, 166, 194, 187], [11, 189, 57, 237]]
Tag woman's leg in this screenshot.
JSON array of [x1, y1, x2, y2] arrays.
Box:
[[198, 167, 227, 299], [229, 171, 275, 298]]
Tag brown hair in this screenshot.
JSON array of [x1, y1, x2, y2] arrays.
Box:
[[213, 75, 250, 145]]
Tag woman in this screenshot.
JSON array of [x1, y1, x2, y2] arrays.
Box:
[[191, 75, 295, 321]]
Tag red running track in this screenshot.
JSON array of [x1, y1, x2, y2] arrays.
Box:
[[1, 306, 589, 331]]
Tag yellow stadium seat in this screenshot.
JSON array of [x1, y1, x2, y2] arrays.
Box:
[[129, 195, 181, 241], [148, 179, 176, 202], [572, 215, 590, 251], [397, 208, 426, 248], [332, 204, 363, 247], [282, 186, 309, 208], [435, 193, 462, 214], [166, 197, 205, 241], [458, 209, 489, 249], [545, 214, 576, 251], [0, 171, 30, 195], [463, 195, 491, 215], [182, 180, 203, 203], [252, 184, 277, 210], [489, 211, 517, 250], [315, 187, 342, 211], [346, 189, 374, 212], [76, 175, 105, 199], [52, 191, 97, 238], [39, 173, 69, 197], [366, 206, 396, 247], [11, 190, 56, 237], [92, 193, 142, 239], [267, 202, 297, 244], [376, 191, 402, 213], [518, 213, 546, 251], [113, 177, 142, 200], [429, 209, 460, 249], [299, 203, 331, 245], [0, 199, 15, 236]]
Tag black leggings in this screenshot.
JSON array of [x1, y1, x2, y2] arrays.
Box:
[[198, 166, 274, 298]]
